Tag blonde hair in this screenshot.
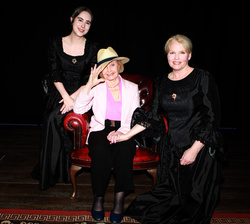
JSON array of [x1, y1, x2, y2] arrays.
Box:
[[164, 34, 193, 53], [117, 60, 124, 73]]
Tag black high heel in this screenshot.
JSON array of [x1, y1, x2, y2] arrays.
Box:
[[110, 210, 124, 223], [91, 195, 104, 221], [110, 192, 124, 223], [91, 208, 104, 221]]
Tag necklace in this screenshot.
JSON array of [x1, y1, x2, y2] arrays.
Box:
[[116, 91, 121, 101], [169, 72, 189, 80], [107, 79, 120, 89], [108, 84, 121, 101], [169, 67, 193, 81]]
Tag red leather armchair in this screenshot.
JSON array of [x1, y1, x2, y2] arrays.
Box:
[[64, 74, 167, 199]]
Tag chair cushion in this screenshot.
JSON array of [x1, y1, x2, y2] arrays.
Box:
[[71, 146, 159, 170], [133, 147, 159, 170]]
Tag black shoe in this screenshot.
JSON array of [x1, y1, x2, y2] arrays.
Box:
[[91, 195, 104, 221], [91, 209, 104, 221], [110, 210, 124, 223]]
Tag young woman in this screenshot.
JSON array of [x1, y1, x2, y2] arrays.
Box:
[[32, 6, 98, 190]]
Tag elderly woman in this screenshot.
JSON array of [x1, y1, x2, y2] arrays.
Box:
[[111, 35, 224, 224], [73, 47, 140, 223]]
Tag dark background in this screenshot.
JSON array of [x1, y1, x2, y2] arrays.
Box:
[[2, 1, 248, 130]]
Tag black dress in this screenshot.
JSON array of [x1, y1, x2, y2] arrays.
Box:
[[125, 68, 224, 224], [34, 36, 98, 190]]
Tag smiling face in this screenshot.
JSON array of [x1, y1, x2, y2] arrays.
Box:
[[167, 41, 192, 71], [102, 60, 120, 81], [71, 11, 92, 37]]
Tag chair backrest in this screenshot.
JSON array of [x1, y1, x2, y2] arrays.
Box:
[[122, 74, 153, 111]]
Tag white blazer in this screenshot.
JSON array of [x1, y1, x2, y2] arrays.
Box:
[[73, 76, 140, 142]]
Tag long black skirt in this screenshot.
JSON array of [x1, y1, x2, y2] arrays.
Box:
[[125, 137, 222, 224], [32, 104, 72, 190]]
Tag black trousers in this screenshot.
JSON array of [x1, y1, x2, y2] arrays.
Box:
[[88, 120, 136, 196]]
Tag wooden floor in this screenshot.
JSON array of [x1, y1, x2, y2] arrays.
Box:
[[0, 125, 249, 213]]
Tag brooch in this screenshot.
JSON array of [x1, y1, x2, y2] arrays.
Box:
[[72, 58, 77, 64], [172, 93, 177, 102]]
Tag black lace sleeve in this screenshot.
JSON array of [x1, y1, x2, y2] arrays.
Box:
[[131, 78, 166, 148], [47, 37, 63, 83]]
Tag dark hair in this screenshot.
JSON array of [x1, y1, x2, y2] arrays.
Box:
[[71, 6, 94, 23]]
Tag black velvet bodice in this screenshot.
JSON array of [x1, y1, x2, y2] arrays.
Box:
[[45, 36, 98, 112], [132, 68, 223, 158]]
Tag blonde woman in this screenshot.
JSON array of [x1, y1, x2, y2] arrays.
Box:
[[74, 47, 140, 223], [113, 34, 224, 224]]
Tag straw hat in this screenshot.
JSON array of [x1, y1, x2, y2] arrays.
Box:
[[97, 47, 130, 72]]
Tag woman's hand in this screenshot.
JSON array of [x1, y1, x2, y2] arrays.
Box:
[[90, 64, 105, 85], [180, 148, 199, 166], [180, 140, 204, 165], [107, 124, 146, 144], [107, 131, 128, 144], [59, 95, 75, 114], [84, 64, 105, 94]]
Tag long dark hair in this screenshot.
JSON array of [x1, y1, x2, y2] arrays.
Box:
[[71, 6, 94, 24]]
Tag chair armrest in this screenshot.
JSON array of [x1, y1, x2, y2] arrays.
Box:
[[64, 112, 90, 150]]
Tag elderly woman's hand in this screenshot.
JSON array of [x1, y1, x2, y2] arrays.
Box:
[[107, 131, 128, 144], [88, 64, 105, 87], [84, 64, 105, 94], [107, 124, 146, 144]]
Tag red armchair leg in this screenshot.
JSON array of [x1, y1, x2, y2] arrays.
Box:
[[70, 164, 82, 199], [147, 168, 157, 189]]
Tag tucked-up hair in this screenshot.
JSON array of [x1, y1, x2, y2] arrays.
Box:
[[164, 34, 193, 53], [71, 6, 94, 23]]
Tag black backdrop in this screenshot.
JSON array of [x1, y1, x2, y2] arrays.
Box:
[[2, 1, 248, 130]]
